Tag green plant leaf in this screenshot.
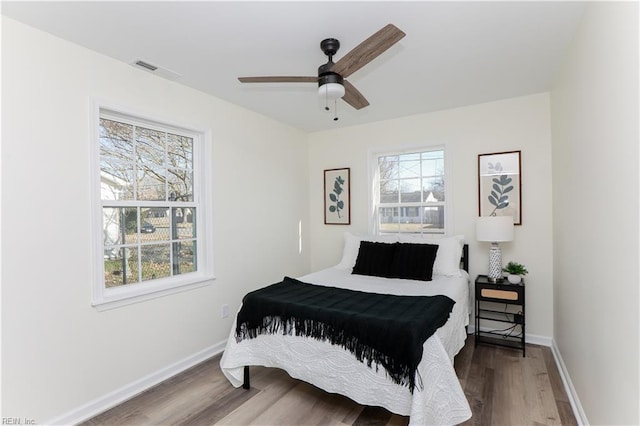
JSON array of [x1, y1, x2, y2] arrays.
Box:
[[503, 261, 528, 275], [337, 201, 344, 209], [503, 185, 514, 193], [488, 195, 498, 206], [499, 176, 512, 185], [329, 193, 337, 202]]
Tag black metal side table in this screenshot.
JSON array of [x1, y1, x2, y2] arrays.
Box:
[[475, 274, 525, 356]]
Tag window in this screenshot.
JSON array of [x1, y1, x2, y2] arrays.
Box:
[[91, 105, 212, 309], [372, 147, 448, 236]]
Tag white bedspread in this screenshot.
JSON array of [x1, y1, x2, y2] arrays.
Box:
[[220, 268, 472, 425]]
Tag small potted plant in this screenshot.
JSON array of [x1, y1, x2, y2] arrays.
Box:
[[503, 261, 528, 284]]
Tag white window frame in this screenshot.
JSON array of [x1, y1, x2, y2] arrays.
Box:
[[368, 144, 452, 236], [90, 100, 214, 310]]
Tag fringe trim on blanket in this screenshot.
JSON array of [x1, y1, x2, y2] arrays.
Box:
[[236, 315, 423, 392]]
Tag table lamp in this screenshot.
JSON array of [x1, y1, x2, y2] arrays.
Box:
[[476, 216, 514, 282]]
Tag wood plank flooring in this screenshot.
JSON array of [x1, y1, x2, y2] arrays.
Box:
[[82, 337, 577, 425]]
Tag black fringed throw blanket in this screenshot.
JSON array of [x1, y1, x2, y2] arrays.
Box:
[[235, 277, 455, 392]]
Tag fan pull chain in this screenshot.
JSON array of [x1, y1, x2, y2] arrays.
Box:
[[321, 86, 338, 121], [324, 85, 330, 111]]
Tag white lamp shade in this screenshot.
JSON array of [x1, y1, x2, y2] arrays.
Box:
[[318, 82, 345, 100], [476, 216, 514, 242]]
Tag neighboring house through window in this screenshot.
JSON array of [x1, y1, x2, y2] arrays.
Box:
[[92, 104, 213, 309], [371, 147, 449, 236]]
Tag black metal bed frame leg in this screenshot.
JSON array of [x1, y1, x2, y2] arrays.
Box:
[[243, 366, 250, 389]]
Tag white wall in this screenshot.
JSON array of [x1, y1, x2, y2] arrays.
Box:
[[307, 93, 554, 339], [550, 2, 639, 424], [1, 17, 310, 422]]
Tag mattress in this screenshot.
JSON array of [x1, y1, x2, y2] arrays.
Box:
[[220, 268, 472, 425]]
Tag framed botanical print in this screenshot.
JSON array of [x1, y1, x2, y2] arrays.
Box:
[[324, 168, 350, 225], [478, 151, 522, 225]]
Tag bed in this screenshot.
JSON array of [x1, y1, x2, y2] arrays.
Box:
[[220, 233, 472, 425]]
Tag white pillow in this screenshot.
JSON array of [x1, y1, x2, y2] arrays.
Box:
[[335, 232, 399, 270], [398, 235, 465, 277]]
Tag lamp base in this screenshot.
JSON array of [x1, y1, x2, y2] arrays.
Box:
[[488, 242, 503, 282]]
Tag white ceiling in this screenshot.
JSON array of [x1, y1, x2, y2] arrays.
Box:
[[2, 1, 586, 132]]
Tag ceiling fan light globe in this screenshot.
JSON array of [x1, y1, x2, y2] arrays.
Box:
[[318, 82, 345, 100]]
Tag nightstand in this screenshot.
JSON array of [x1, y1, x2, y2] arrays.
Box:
[[475, 275, 525, 356]]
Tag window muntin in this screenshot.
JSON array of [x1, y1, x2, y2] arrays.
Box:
[[93, 106, 210, 309], [375, 149, 446, 235]]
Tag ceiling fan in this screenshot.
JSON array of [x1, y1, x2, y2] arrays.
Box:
[[238, 24, 406, 112]]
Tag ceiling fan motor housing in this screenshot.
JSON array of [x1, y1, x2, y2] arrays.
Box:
[[318, 71, 343, 88], [318, 38, 344, 89]]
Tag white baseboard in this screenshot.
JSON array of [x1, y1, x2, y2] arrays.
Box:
[[551, 340, 589, 425], [44, 340, 228, 425], [466, 324, 552, 347]]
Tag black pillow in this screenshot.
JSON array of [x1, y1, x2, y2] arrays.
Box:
[[389, 243, 439, 281], [352, 241, 397, 278]]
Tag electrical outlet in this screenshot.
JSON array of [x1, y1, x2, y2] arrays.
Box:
[[221, 304, 229, 318]]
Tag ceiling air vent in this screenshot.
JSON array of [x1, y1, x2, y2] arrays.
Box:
[[134, 60, 158, 71], [131, 59, 182, 81]]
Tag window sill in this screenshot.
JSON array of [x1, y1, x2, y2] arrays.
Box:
[[92, 275, 214, 311]]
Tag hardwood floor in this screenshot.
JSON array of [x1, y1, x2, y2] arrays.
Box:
[[82, 337, 577, 425]]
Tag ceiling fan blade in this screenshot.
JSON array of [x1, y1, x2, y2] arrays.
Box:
[[331, 24, 405, 78], [238, 76, 317, 83], [342, 80, 369, 110]]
